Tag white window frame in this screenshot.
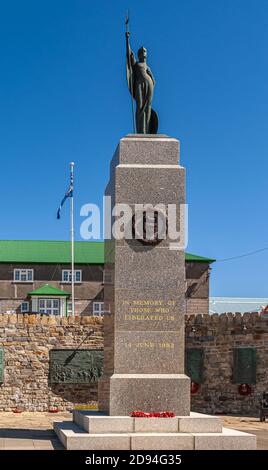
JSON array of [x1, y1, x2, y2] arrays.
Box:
[[92, 301, 104, 317], [21, 301, 30, 313], [67, 301, 73, 316], [38, 298, 60, 316], [61, 270, 82, 283], [13, 269, 34, 282]]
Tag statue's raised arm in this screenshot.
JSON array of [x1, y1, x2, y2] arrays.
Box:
[[124, 15, 158, 134]]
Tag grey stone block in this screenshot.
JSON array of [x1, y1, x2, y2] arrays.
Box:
[[117, 135, 180, 166], [85, 416, 134, 434], [134, 417, 179, 433], [193, 427, 256, 450], [114, 329, 185, 374], [109, 373, 190, 416], [131, 433, 194, 450], [73, 410, 106, 431], [115, 246, 185, 290], [115, 165, 185, 206], [178, 412, 222, 433], [54, 421, 130, 450]]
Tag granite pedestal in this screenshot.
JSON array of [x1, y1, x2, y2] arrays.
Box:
[[54, 135, 256, 450], [99, 134, 190, 416]]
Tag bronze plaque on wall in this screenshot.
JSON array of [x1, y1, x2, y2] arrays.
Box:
[[49, 349, 103, 384], [186, 348, 204, 384], [233, 347, 256, 384]]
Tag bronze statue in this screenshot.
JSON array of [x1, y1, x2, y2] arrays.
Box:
[[125, 15, 158, 134]]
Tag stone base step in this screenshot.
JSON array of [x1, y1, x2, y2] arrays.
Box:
[[73, 410, 223, 434], [54, 421, 131, 450], [54, 421, 256, 450]]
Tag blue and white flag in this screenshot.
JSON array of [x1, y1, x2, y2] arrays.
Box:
[[57, 163, 74, 219], [57, 186, 73, 219]]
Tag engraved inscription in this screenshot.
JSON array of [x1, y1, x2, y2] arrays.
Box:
[[122, 299, 176, 322], [124, 341, 175, 350]]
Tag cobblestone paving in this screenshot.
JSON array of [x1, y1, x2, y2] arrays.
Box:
[[0, 413, 267, 450]]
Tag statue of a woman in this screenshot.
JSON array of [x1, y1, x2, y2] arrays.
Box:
[[126, 31, 158, 134]]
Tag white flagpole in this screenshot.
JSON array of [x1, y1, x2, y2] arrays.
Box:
[[70, 162, 75, 317]]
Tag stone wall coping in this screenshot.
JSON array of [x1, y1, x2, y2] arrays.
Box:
[[0, 313, 103, 326], [186, 311, 263, 326], [0, 312, 265, 327]]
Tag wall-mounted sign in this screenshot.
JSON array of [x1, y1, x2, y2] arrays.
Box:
[[233, 348, 256, 385], [49, 349, 103, 384], [186, 348, 204, 384]]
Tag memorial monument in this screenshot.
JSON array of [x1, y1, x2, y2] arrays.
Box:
[[54, 19, 256, 450]]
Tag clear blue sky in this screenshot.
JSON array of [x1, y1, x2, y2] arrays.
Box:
[[0, 0, 267, 297]]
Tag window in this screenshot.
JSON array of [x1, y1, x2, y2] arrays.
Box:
[[14, 269, 34, 282], [62, 270, 82, 283], [67, 301, 73, 316], [38, 298, 60, 316], [21, 302, 29, 313], [93, 302, 104, 317]]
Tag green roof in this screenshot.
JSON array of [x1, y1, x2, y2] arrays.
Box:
[[0, 240, 215, 264], [28, 284, 70, 297], [0, 240, 104, 264], [185, 252, 215, 263]]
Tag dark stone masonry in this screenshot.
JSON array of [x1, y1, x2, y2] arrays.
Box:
[[0, 312, 267, 414]]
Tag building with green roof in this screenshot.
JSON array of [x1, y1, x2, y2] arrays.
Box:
[[0, 240, 214, 265], [0, 240, 215, 316]]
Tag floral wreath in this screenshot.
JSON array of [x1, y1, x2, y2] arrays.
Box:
[[238, 383, 252, 396]]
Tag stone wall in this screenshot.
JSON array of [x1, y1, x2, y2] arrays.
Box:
[[0, 312, 267, 414], [0, 314, 103, 411], [186, 298, 209, 316], [186, 312, 268, 415]]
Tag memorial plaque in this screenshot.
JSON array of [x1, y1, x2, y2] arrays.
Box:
[[186, 348, 204, 384], [0, 348, 4, 383], [233, 347, 256, 384], [49, 349, 103, 384], [115, 290, 185, 332]]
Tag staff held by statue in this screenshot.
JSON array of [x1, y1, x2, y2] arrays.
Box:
[[125, 12, 136, 133]]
